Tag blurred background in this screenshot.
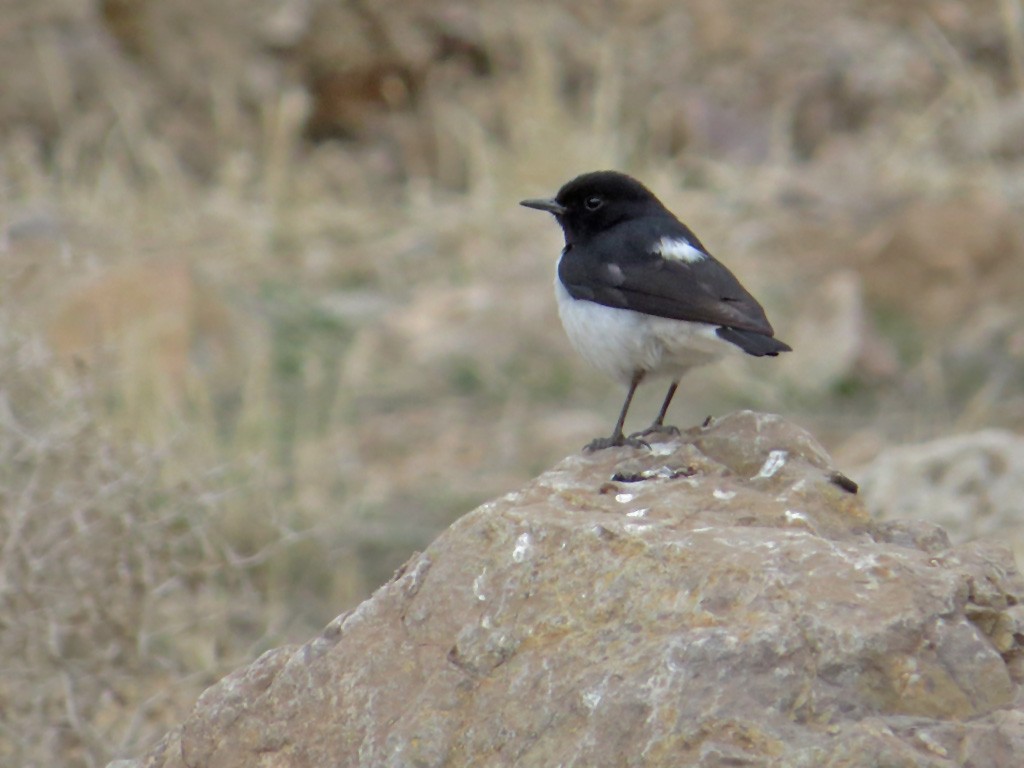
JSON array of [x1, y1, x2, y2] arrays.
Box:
[[2, 0, 1024, 765]]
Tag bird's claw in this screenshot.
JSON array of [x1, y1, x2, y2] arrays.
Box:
[[583, 434, 650, 453], [628, 424, 681, 441]]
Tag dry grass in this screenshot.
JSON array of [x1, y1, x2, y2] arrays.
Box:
[[2, 1, 1024, 765]]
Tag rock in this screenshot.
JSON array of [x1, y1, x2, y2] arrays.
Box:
[[854, 429, 1024, 564], [128, 412, 1024, 768]]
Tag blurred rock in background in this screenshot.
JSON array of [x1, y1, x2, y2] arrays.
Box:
[[856, 429, 1024, 564]]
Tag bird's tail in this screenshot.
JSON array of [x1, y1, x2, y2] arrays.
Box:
[[716, 327, 792, 357]]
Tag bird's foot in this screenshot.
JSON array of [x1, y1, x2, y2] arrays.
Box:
[[583, 434, 650, 453], [628, 423, 681, 441]]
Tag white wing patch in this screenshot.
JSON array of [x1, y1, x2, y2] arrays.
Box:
[[655, 236, 706, 264], [604, 262, 625, 284]]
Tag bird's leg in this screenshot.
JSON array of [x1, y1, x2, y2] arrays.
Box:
[[651, 380, 679, 430], [629, 380, 682, 440], [584, 372, 649, 452]]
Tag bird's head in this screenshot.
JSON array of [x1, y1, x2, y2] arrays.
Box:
[[520, 171, 668, 244]]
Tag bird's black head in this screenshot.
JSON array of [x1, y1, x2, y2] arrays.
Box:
[[520, 171, 668, 244]]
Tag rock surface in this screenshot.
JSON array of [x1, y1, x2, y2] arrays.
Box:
[[133, 412, 1024, 767]]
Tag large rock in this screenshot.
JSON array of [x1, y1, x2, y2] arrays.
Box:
[[133, 412, 1024, 767]]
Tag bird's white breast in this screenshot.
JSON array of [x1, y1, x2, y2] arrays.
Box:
[[554, 274, 734, 385]]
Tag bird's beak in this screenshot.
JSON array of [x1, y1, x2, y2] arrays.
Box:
[[520, 197, 567, 215]]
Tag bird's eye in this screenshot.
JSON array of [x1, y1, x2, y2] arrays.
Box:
[[584, 196, 604, 211]]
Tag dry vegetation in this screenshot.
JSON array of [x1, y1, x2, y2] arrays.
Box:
[[2, 0, 1024, 765]]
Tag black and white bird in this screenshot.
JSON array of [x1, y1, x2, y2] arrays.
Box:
[[521, 170, 791, 452]]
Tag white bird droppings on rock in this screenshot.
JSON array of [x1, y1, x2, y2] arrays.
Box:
[[755, 449, 788, 479]]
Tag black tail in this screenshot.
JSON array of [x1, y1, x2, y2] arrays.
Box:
[[716, 327, 792, 357]]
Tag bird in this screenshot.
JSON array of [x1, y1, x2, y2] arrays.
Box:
[[521, 170, 791, 452]]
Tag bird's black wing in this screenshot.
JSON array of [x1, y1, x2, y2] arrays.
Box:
[[558, 217, 779, 336]]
